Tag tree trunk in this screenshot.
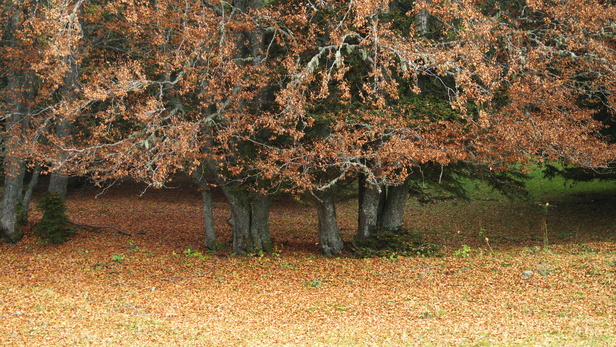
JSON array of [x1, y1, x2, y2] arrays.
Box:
[[192, 166, 219, 250], [1, 45, 31, 242], [48, 119, 71, 197], [223, 187, 272, 255], [48, 173, 69, 198], [1, 158, 26, 243], [250, 195, 272, 253], [18, 165, 41, 225], [224, 187, 253, 254], [49, 25, 80, 198], [199, 187, 219, 250], [314, 190, 343, 256], [380, 182, 409, 233], [357, 175, 382, 240], [214, 0, 272, 255], [415, 1, 431, 36], [356, 177, 410, 238]]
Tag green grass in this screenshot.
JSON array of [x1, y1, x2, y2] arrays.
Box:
[[525, 166, 616, 202]]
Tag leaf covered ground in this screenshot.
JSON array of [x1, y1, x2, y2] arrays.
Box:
[[1, 178, 615, 346]]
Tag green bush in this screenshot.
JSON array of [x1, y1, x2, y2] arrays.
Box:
[[34, 193, 75, 244]]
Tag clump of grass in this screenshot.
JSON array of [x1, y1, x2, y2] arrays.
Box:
[[111, 254, 125, 263], [351, 230, 440, 258]]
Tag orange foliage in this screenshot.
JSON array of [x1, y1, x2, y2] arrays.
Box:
[[1, 0, 614, 192]]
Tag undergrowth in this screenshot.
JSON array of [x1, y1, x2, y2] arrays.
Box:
[[33, 192, 75, 244], [351, 230, 440, 258]]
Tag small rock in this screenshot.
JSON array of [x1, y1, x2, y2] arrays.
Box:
[[521, 270, 533, 279]]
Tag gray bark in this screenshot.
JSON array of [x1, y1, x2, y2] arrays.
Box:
[[200, 187, 218, 250], [224, 187, 252, 254], [357, 175, 382, 240], [213, 0, 272, 255], [1, 158, 26, 243], [192, 166, 219, 250], [223, 187, 272, 255], [49, 24, 81, 198], [48, 118, 71, 197], [355, 177, 410, 238], [1, 24, 32, 242], [19, 165, 41, 225], [314, 190, 343, 256], [414, 0, 432, 36], [48, 172, 69, 198], [250, 194, 272, 253], [233, 0, 263, 11], [380, 183, 410, 232]]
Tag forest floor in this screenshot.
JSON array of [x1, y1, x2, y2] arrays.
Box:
[[0, 175, 615, 346]]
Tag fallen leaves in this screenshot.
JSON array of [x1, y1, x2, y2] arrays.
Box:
[[0, 182, 615, 345]]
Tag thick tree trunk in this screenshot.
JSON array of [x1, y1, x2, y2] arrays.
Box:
[[355, 177, 410, 238], [357, 175, 382, 240], [415, 1, 431, 36], [224, 188, 253, 254], [193, 161, 224, 250], [1, 158, 26, 243], [1, 56, 31, 242], [250, 195, 273, 253], [223, 187, 272, 255], [199, 187, 218, 250], [380, 183, 409, 233], [48, 170, 69, 198], [314, 190, 343, 256], [213, 0, 271, 255]]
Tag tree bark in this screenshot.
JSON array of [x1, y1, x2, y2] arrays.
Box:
[[380, 182, 410, 233], [250, 194, 273, 253], [415, 0, 432, 36], [223, 187, 272, 255], [357, 174, 382, 240], [223, 187, 252, 254], [49, 14, 81, 198], [199, 187, 218, 250], [19, 165, 41, 225], [192, 165, 219, 250], [213, 0, 272, 256], [1, 157, 26, 243], [355, 177, 410, 238], [48, 117, 71, 198], [1, 25, 32, 242], [314, 190, 343, 256]]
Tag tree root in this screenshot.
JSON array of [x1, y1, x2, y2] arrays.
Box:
[[69, 221, 144, 236]]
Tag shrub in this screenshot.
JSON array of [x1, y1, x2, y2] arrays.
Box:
[[34, 193, 75, 244]]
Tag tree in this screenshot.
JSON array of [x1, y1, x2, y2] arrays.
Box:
[[2, 0, 614, 258], [264, 0, 616, 253], [1, 0, 86, 242]]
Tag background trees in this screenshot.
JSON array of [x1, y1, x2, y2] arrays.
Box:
[[1, 0, 614, 253]]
